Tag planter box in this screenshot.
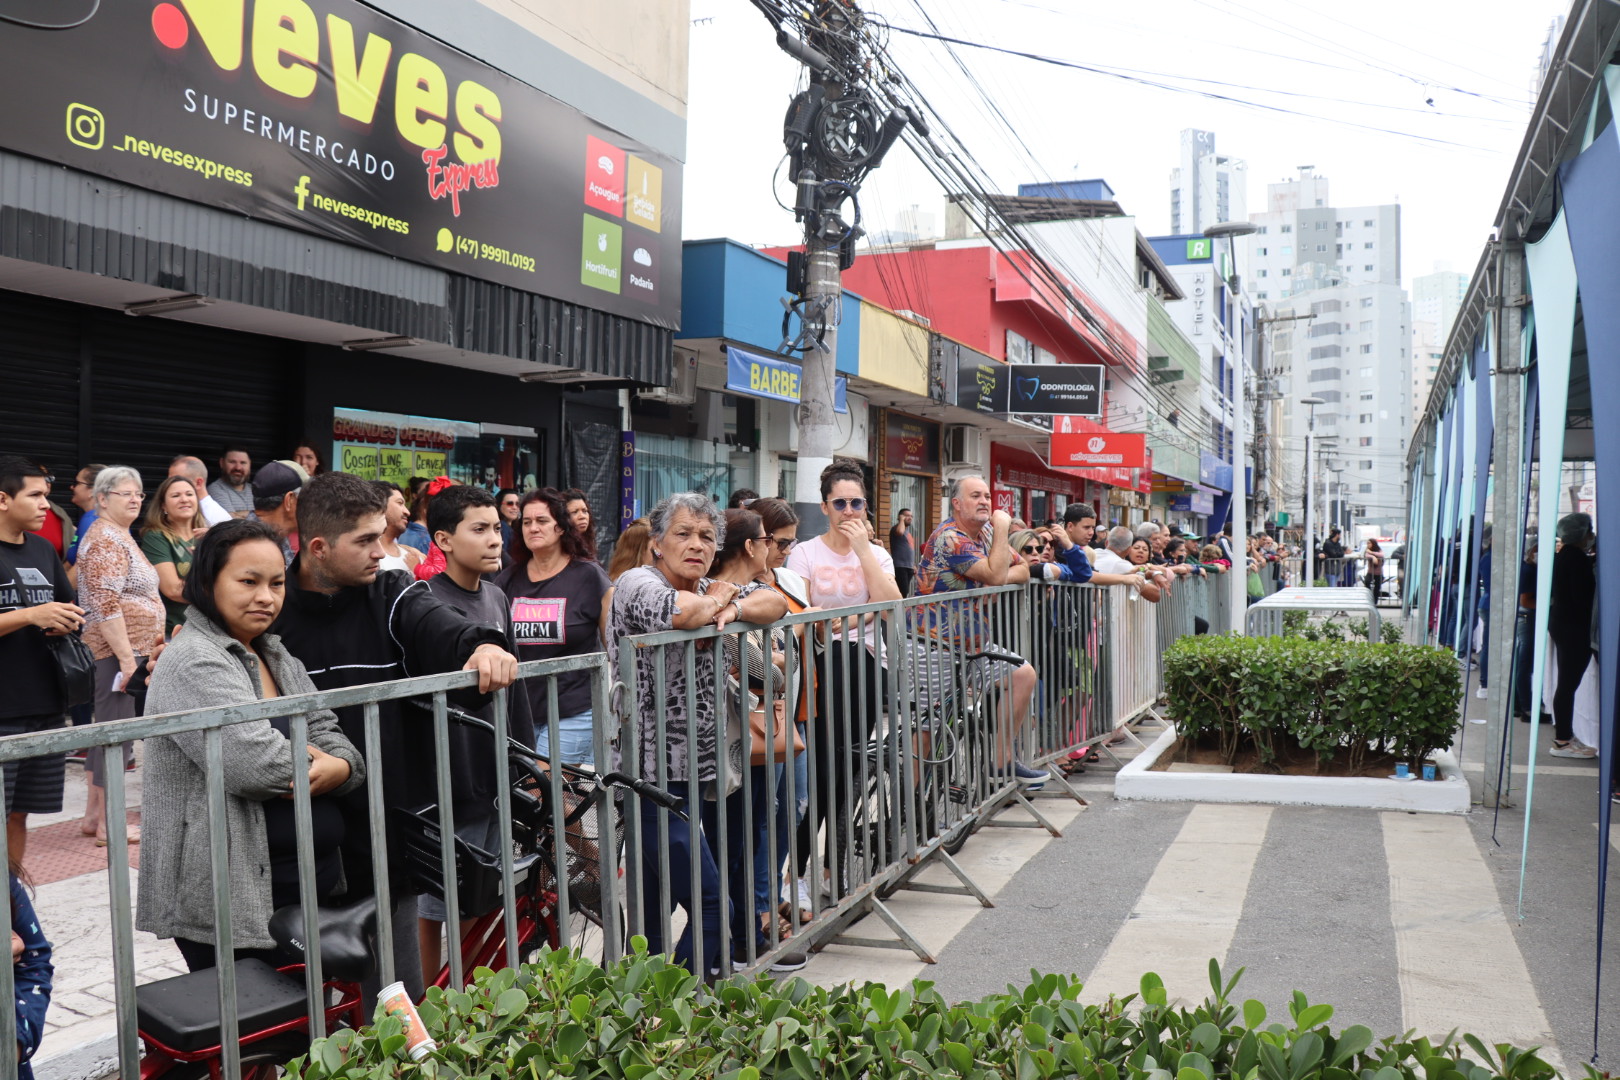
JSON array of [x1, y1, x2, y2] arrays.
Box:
[[1115, 727, 1471, 814]]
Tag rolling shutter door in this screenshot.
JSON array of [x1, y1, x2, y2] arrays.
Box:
[[0, 291, 84, 487], [88, 311, 294, 486]]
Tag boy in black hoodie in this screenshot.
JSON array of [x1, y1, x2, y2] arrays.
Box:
[[272, 472, 517, 997]]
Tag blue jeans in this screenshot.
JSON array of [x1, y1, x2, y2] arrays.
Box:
[[752, 747, 809, 922], [534, 711, 594, 766], [639, 787, 727, 975]]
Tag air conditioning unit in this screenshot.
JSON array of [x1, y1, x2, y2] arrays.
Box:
[[943, 424, 981, 467], [638, 352, 698, 405]]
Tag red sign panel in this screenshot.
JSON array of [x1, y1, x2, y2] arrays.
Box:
[[885, 416, 940, 473], [1050, 431, 1148, 469]]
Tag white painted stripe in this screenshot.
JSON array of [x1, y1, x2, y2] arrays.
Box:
[[301, 662, 400, 677], [1080, 804, 1273, 1007], [1381, 813, 1563, 1072]]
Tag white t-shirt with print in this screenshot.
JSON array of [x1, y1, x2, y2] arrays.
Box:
[[785, 535, 895, 654]]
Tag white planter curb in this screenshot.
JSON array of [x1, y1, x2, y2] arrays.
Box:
[[1115, 727, 1471, 814]]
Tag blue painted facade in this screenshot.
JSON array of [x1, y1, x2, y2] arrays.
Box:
[[679, 238, 861, 375], [1017, 179, 1116, 202]]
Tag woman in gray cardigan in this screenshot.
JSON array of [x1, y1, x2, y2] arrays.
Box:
[[138, 520, 366, 971]]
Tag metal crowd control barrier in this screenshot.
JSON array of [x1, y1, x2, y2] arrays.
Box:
[[0, 655, 614, 1080], [0, 578, 1226, 1077]]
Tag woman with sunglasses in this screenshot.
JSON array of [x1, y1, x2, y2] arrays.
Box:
[[784, 462, 899, 903]]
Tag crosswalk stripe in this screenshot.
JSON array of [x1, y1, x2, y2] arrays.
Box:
[[1381, 812, 1563, 1072], [1080, 804, 1273, 1006]]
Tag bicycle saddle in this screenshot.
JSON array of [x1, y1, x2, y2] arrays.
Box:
[[268, 895, 379, 982], [136, 958, 307, 1054]]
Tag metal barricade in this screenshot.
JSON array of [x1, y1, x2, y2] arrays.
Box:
[[0, 575, 1228, 1077], [0, 655, 615, 1080]]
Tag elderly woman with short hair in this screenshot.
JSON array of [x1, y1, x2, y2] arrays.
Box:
[[76, 465, 165, 845], [606, 492, 788, 978]]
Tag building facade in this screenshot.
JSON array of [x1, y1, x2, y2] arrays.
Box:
[[1410, 266, 1469, 413], [1169, 129, 1248, 236], [1240, 169, 1412, 538], [0, 0, 689, 552]]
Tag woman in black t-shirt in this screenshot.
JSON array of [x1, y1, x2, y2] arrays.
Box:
[[494, 488, 611, 765]]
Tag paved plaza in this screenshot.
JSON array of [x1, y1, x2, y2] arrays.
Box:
[[27, 664, 1620, 1079]]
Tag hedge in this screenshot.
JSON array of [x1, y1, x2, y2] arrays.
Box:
[[1162, 636, 1461, 771], [284, 945, 1568, 1080]]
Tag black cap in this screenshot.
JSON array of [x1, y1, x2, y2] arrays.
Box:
[[252, 460, 308, 507]]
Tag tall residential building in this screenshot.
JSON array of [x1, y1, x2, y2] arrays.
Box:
[[1169, 129, 1247, 235], [1410, 265, 1468, 415], [1245, 168, 1411, 535]]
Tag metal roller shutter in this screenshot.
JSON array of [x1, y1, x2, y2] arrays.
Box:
[[88, 311, 295, 488], [0, 291, 83, 493]]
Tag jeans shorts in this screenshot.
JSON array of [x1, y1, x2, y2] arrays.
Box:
[[534, 711, 595, 766]]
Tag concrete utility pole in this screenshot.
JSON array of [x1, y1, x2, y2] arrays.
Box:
[[1204, 220, 1259, 631], [756, 0, 917, 533]]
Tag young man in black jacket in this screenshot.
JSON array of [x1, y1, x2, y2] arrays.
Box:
[[272, 471, 518, 996]]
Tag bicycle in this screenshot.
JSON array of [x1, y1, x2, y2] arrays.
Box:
[[843, 639, 1028, 886], [132, 706, 680, 1078]]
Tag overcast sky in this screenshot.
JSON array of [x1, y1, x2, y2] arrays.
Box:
[[682, 0, 1570, 296]]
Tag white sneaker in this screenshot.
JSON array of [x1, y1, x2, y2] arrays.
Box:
[[1550, 740, 1598, 759], [796, 877, 814, 915], [1475, 688, 1489, 699]]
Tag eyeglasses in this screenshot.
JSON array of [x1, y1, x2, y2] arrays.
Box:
[[70, 479, 90, 489], [752, 535, 770, 542], [1020, 545, 1042, 555], [829, 497, 867, 513], [772, 537, 797, 553], [109, 490, 144, 501]]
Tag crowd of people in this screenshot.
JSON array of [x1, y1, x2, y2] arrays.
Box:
[[0, 443, 1262, 1061]]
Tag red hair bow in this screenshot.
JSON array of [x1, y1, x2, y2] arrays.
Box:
[[425, 476, 454, 497]]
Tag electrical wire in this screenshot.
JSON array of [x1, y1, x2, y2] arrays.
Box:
[[879, 22, 1507, 151]]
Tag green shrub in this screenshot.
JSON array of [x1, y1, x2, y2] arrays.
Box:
[[1163, 635, 1459, 769], [285, 949, 1567, 1080]]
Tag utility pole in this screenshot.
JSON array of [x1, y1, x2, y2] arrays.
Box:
[[1302, 396, 1325, 585], [755, 0, 917, 532]]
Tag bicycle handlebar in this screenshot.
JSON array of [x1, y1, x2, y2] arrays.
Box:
[[406, 698, 687, 820]]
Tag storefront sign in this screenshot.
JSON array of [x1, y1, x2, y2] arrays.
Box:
[[725, 346, 847, 413], [993, 487, 1019, 516], [331, 407, 534, 490], [1050, 431, 1147, 469], [955, 359, 1004, 415], [1170, 491, 1215, 515], [1007, 364, 1103, 416], [1200, 451, 1235, 491], [885, 416, 939, 473], [0, 0, 682, 328], [620, 431, 637, 527]]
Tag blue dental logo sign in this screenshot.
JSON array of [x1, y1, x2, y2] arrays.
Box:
[[1015, 376, 1041, 401], [725, 345, 847, 413]]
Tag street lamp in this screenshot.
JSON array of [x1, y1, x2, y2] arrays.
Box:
[[1301, 395, 1326, 585], [1204, 220, 1261, 626]]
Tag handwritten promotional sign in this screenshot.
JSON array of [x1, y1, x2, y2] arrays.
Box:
[[0, 0, 681, 328]]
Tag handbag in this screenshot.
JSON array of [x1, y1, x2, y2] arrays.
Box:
[[748, 698, 804, 766], [49, 632, 97, 707]]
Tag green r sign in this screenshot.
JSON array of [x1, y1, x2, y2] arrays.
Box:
[[1186, 238, 1212, 260]]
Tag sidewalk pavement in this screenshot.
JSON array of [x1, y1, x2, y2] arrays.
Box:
[[798, 655, 1620, 1074], [26, 754, 194, 1080]]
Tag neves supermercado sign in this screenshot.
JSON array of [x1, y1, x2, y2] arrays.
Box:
[[0, 0, 682, 329]]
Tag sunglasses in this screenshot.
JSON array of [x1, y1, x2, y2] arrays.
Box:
[[828, 497, 867, 513], [772, 537, 797, 553], [1021, 544, 1043, 555]]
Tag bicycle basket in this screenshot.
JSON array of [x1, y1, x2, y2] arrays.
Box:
[[393, 803, 539, 919], [525, 766, 614, 922]]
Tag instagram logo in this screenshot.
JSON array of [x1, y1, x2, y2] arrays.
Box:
[[65, 103, 104, 149]]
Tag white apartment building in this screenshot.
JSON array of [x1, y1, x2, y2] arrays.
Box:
[[1169, 129, 1247, 235], [1245, 168, 1411, 535], [1410, 266, 1468, 413]]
